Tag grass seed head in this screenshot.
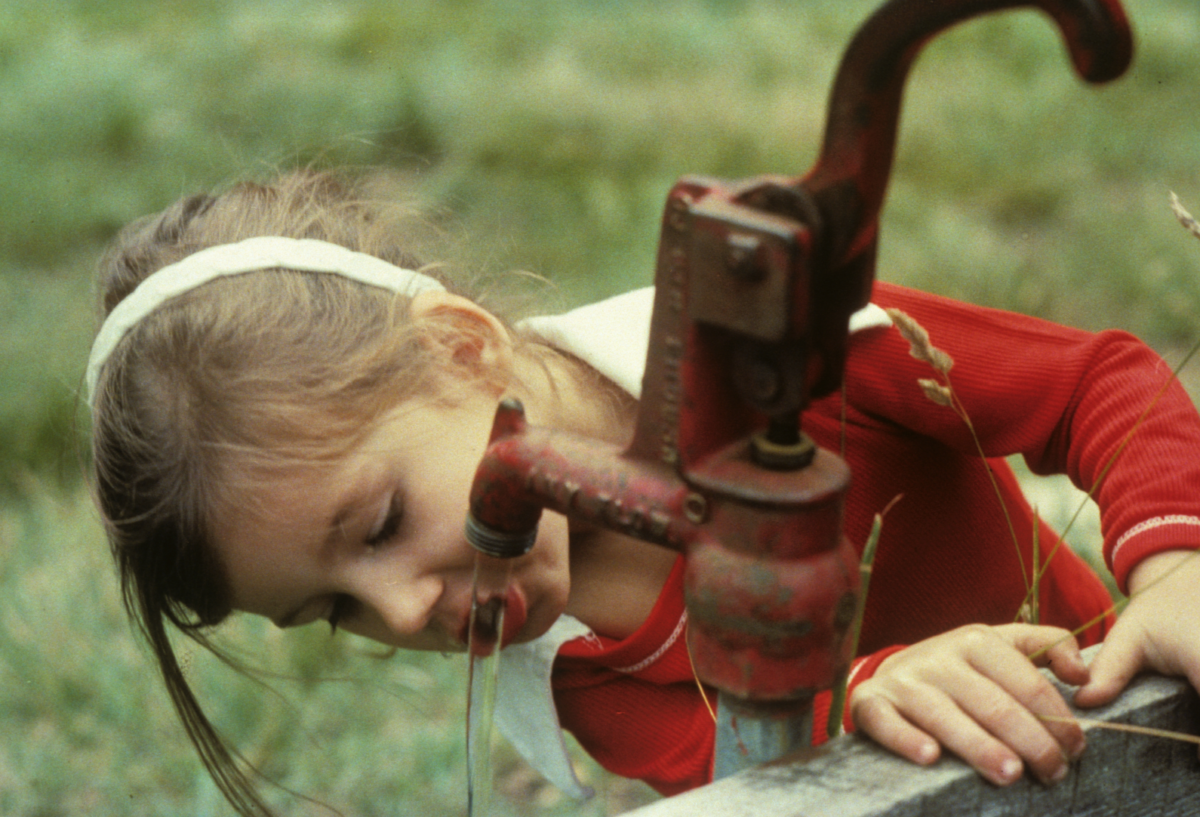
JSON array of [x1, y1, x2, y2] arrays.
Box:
[[918, 378, 954, 407], [1171, 191, 1200, 241], [887, 308, 954, 375]]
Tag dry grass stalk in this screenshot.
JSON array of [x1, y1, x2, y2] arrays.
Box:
[[886, 299, 1200, 630], [1171, 191, 1200, 240], [1030, 190, 1200, 659], [1025, 337, 1200, 629], [859, 191, 1200, 759], [918, 378, 953, 407], [826, 495, 902, 740], [1017, 511, 1042, 625], [885, 307, 1028, 598], [1039, 714, 1200, 746], [887, 308, 954, 375], [685, 623, 717, 725]]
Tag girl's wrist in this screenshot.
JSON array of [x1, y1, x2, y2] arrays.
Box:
[[1127, 549, 1200, 596]]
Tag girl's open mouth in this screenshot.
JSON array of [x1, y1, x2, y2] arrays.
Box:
[[461, 584, 528, 655], [500, 585, 527, 648]]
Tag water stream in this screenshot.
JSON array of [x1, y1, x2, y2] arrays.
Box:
[[465, 554, 512, 817]]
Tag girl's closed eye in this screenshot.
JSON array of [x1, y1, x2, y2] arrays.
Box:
[[326, 493, 402, 635], [366, 492, 404, 547]]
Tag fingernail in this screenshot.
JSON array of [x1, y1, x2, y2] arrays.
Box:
[[1069, 736, 1087, 762], [1048, 764, 1068, 784], [1000, 758, 1023, 782]]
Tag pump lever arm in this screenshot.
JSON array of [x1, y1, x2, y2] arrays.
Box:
[[724, 0, 1132, 407], [801, 0, 1132, 295]]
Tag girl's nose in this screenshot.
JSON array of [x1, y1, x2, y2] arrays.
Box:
[[361, 574, 445, 638]]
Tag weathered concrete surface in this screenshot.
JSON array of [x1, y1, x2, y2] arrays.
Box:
[[624, 646, 1200, 816]]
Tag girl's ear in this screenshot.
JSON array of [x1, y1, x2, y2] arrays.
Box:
[[409, 291, 514, 392]]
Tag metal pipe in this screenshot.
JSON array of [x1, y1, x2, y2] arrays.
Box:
[[464, 0, 1134, 782]]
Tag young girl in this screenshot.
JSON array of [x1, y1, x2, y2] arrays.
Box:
[[88, 169, 1200, 815]]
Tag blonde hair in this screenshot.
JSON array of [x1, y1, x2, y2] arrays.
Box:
[[90, 169, 506, 815]]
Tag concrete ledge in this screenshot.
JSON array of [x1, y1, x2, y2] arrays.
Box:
[[625, 647, 1200, 816]]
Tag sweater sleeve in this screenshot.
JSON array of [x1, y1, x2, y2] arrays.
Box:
[[552, 671, 716, 796], [552, 558, 717, 796], [854, 282, 1200, 593], [811, 645, 908, 742]]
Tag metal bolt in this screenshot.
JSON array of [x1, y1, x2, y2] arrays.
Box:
[[745, 358, 781, 403], [668, 197, 690, 232], [726, 232, 765, 282]]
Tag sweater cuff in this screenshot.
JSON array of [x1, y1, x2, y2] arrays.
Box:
[[813, 645, 907, 742]]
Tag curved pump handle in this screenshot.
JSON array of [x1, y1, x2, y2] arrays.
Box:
[[721, 0, 1133, 409], [801, 0, 1133, 277]]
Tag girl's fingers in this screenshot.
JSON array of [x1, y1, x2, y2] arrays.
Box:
[[948, 666, 1080, 784], [995, 624, 1090, 686], [851, 693, 941, 767], [1074, 622, 1145, 709], [854, 624, 1088, 786], [964, 628, 1089, 767], [854, 680, 1024, 786]]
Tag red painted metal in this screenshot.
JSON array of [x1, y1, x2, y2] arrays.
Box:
[[465, 0, 1132, 716], [468, 398, 694, 553]]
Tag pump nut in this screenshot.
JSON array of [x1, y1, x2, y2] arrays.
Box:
[[684, 492, 709, 525], [751, 430, 816, 470], [464, 514, 538, 558], [726, 232, 766, 282]]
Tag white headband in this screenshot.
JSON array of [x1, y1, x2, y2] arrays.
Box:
[[86, 236, 446, 406]]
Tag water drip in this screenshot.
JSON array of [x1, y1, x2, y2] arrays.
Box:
[[465, 553, 511, 816]]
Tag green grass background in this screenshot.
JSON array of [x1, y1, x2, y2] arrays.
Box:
[[2, 0, 1198, 814]]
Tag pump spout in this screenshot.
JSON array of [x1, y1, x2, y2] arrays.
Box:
[[464, 0, 1133, 783], [465, 398, 693, 557]]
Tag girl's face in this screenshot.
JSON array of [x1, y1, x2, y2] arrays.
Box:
[[212, 389, 572, 652]]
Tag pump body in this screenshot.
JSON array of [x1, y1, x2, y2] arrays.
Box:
[[465, 0, 1133, 777]]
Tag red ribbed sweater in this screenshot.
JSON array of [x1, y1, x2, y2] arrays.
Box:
[[550, 282, 1200, 795]]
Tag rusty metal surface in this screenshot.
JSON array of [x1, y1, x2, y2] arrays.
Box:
[[465, 0, 1134, 732]]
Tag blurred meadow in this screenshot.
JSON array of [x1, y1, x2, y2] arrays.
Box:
[[2, 0, 1198, 814]]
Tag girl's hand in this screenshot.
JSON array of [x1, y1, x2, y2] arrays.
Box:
[[850, 624, 1090, 786], [1076, 550, 1200, 735]]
